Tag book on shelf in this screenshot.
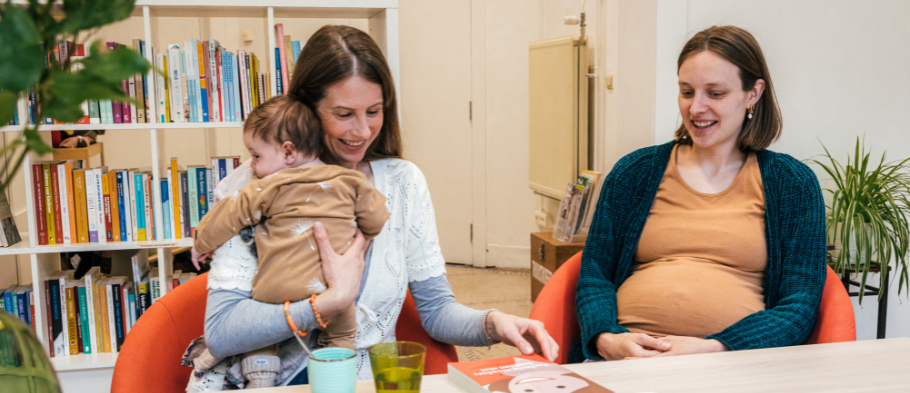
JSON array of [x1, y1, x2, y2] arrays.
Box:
[[84, 266, 101, 354], [291, 40, 301, 65], [46, 272, 65, 357], [130, 250, 150, 318], [0, 187, 22, 247], [107, 276, 129, 352], [132, 39, 147, 123], [448, 354, 614, 393], [2, 285, 32, 329], [42, 163, 57, 244], [139, 40, 151, 124], [179, 170, 190, 238], [109, 172, 122, 242], [65, 281, 80, 355], [275, 23, 290, 95], [76, 282, 92, 354]]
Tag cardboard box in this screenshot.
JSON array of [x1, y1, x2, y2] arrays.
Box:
[[530, 232, 585, 302]]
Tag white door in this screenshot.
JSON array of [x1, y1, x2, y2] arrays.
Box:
[[399, 0, 474, 264]]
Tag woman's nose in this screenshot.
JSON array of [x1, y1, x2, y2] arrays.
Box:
[[689, 93, 709, 116], [352, 114, 372, 138]]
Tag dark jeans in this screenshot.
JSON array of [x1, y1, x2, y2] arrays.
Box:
[[286, 368, 309, 386]]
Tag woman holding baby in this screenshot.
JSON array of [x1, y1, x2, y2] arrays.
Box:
[[185, 25, 558, 390]]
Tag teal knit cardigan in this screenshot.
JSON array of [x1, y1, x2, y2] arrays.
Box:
[[571, 141, 827, 362]]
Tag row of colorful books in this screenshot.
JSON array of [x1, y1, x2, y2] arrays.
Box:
[[274, 23, 302, 95], [6, 251, 196, 357], [162, 39, 269, 124], [6, 37, 271, 126], [30, 156, 241, 245]]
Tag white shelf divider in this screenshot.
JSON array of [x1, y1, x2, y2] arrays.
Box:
[[50, 353, 119, 371]]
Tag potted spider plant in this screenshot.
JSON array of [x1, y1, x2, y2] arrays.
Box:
[[811, 138, 910, 302]]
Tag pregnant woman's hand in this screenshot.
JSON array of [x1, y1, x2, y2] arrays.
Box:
[[596, 332, 670, 360], [312, 221, 365, 319], [648, 336, 726, 358]]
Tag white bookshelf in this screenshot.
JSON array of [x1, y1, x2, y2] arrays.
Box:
[[4, 0, 399, 389], [0, 122, 244, 132]]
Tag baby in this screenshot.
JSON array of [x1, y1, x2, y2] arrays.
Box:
[[190, 95, 388, 388]]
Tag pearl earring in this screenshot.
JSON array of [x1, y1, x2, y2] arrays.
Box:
[[747, 105, 755, 119]]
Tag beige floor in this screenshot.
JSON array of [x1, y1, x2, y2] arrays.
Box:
[[445, 263, 531, 362]]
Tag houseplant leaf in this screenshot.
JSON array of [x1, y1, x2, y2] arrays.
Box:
[[0, 5, 45, 92], [0, 90, 17, 126], [812, 138, 910, 302], [77, 41, 151, 83]]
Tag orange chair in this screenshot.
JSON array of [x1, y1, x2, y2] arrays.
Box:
[[529, 251, 856, 365], [112, 274, 459, 393]]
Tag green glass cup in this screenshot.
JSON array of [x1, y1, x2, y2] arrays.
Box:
[[368, 341, 426, 393], [0, 311, 62, 393], [307, 347, 358, 393]]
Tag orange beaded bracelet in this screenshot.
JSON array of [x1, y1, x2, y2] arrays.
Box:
[[310, 294, 329, 329], [284, 301, 307, 337], [284, 294, 331, 337]]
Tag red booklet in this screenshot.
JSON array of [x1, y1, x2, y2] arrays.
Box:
[[448, 354, 613, 393]]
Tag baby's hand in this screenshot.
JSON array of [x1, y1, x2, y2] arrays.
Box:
[[191, 248, 212, 271]]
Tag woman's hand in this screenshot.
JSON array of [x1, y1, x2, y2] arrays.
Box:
[[312, 221, 365, 319], [485, 311, 560, 362], [596, 332, 670, 361], [646, 336, 726, 358]]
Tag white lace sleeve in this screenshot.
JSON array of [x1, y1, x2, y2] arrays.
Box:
[[208, 159, 259, 291], [401, 163, 447, 282]]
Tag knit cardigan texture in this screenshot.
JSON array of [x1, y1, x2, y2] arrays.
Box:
[[571, 140, 827, 363]]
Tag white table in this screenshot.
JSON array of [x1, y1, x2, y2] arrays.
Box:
[[254, 338, 910, 392]]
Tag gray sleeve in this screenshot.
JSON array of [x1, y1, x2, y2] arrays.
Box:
[[204, 287, 318, 358], [409, 274, 495, 347]]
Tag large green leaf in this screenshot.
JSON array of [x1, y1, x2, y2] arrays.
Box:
[[78, 41, 151, 83], [39, 100, 85, 123], [0, 90, 17, 126], [49, 71, 136, 105], [0, 6, 45, 92], [44, 0, 136, 37]]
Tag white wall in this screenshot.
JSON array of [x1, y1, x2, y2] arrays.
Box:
[[621, 0, 910, 340]]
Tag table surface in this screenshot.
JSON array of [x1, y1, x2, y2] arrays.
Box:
[[253, 338, 910, 392]]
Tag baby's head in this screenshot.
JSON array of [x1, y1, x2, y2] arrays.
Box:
[[243, 95, 323, 179]]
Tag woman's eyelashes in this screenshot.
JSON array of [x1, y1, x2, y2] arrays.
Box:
[[709, 91, 727, 98], [336, 109, 380, 119], [679, 90, 728, 99]]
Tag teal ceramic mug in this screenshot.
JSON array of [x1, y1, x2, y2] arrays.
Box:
[[307, 347, 358, 393]]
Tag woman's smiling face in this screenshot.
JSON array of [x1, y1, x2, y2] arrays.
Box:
[[678, 50, 763, 150], [317, 75, 384, 169]]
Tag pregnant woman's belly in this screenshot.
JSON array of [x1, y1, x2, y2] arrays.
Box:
[[616, 258, 765, 338]]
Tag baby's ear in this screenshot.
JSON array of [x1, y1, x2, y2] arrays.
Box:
[[281, 141, 297, 159]]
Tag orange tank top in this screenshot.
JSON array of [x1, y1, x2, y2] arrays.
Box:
[[616, 145, 767, 338]]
